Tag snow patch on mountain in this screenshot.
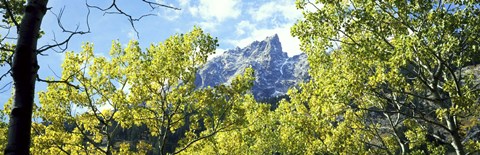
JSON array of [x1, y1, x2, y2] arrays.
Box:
[[195, 34, 309, 99]]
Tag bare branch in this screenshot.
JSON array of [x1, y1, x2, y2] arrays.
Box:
[[85, 0, 180, 38], [0, 68, 12, 93], [36, 76, 80, 89], [37, 6, 91, 54], [141, 0, 180, 10], [1, 0, 20, 31], [47, 65, 62, 79], [0, 26, 12, 43], [0, 81, 12, 93], [0, 68, 11, 81]]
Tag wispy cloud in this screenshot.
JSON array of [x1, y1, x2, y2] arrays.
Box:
[[155, 0, 185, 21], [178, 0, 190, 7], [198, 21, 219, 32], [236, 20, 255, 36], [227, 0, 303, 57], [127, 29, 136, 39], [189, 0, 241, 22], [248, 0, 302, 22], [207, 48, 226, 60], [227, 24, 301, 57]]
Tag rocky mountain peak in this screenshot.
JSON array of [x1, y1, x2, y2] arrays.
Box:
[[228, 34, 285, 59], [267, 33, 279, 41], [195, 34, 309, 99]]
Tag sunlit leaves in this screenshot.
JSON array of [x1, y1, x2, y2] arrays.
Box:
[[0, 108, 7, 151], [9, 27, 257, 154], [288, 0, 480, 154], [0, 0, 25, 25]]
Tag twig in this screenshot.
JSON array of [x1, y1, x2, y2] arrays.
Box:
[[37, 6, 91, 54], [0, 81, 12, 93], [85, 0, 180, 38], [1, 0, 20, 31], [37, 76, 80, 89]]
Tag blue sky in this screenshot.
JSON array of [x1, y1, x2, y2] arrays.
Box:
[[0, 0, 305, 106]]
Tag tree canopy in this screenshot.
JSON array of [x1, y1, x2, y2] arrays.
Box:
[[287, 0, 480, 154], [185, 0, 480, 154], [1, 0, 480, 154], [1, 27, 257, 154]]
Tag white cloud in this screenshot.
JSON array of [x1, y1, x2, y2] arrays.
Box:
[[208, 48, 226, 60], [189, 0, 241, 22], [227, 23, 302, 57], [155, 0, 185, 21], [248, 0, 302, 22], [226, 0, 306, 57], [188, 6, 199, 16], [197, 21, 219, 32], [182, 0, 242, 31], [160, 9, 183, 21], [178, 0, 190, 7], [127, 29, 136, 39], [236, 20, 255, 35]]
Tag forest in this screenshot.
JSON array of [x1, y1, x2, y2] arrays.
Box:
[[1, 0, 480, 154]]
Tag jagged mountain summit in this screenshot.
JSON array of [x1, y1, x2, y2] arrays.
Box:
[[195, 34, 309, 99]]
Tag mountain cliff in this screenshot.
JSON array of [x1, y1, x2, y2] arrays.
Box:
[[195, 34, 309, 99]]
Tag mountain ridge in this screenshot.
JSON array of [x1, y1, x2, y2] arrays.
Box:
[[195, 34, 309, 99]]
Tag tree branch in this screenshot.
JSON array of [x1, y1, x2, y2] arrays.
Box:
[[37, 6, 91, 54], [36, 76, 80, 89], [85, 0, 180, 38], [1, 0, 20, 31]]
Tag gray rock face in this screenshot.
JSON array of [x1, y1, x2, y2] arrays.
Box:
[[195, 34, 309, 99]]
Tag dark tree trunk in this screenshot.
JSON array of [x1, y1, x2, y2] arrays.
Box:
[[4, 0, 48, 154]]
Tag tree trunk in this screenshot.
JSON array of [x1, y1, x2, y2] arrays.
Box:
[[447, 116, 465, 155], [4, 0, 48, 154]]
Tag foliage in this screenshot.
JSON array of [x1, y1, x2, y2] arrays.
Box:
[[0, 0, 25, 67], [0, 27, 256, 154], [2, 1, 480, 154], [0, 0, 25, 25], [286, 0, 480, 154], [178, 94, 280, 155], [0, 109, 7, 151], [131, 1, 480, 154]]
